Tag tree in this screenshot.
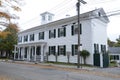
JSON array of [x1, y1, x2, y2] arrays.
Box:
[[0, 23, 19, 58], [80, 50, 90, 65], [107, 38, 115, 47]]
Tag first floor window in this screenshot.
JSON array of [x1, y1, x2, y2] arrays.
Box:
[[58, 45, 66, 56], [72, 45, 78, 56], [49, 46, 56, 55]]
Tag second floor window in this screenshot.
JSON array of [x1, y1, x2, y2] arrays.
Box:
[[24, 35, 28, 42], [18, 36, 22, 43], [49, 29, 56, 39], [30, 34, 34, 41], [71, 23, 82, 35], [39, 32, 44, 40], [58, 26, 66, 37]]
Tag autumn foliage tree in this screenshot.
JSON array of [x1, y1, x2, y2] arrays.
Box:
[[0, 0, 24, 58], [0, 23, 19, 58]]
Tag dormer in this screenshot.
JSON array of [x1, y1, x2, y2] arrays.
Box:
[[40, 12, 54, 25]]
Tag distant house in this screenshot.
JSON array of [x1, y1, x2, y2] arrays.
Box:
[[14, 8, 109, 67], [108, 47, 120, 62]]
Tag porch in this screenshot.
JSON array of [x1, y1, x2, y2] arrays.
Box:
[[14, 42, 47, 62]]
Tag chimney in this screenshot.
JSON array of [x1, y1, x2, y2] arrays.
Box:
[[40, 12, 54, 25]]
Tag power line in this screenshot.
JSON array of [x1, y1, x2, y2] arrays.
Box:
[[19, 0, 120, 26]]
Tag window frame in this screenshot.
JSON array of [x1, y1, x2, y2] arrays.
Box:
[[58, 25, 66, 37], [49, 46, 56, 55], [72, 45, 78, 56], [58, 45, 66, 56], [30, 34, 34, 41], [39, 32, 44, 40], [49, 29, 56, 39], [71, 23, 82, 35]]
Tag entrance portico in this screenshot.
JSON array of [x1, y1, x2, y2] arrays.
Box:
[[14, 42, 47, 62]]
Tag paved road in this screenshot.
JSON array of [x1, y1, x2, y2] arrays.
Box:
[[0, 62, 120, 80]]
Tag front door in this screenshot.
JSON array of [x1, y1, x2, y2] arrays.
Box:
[[36, 46, 41, 62]]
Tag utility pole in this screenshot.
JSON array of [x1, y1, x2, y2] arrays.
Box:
[[76, 0, 87, 68]]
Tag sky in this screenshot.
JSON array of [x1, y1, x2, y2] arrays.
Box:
[[17, 0, 120, 41]]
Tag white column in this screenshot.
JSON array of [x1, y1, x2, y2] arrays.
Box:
[[34, 45, 37, 61], [18, 47, 20, 60], [41, 45, 44, 62], [32, 47, 34, 59], [28, 46, 31, 61], [100, 53, 103, 68], [22, 47, 25, 60]]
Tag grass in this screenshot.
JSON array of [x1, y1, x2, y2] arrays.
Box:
[[45, 61, 95, 67], [109, 62, 118, 67]]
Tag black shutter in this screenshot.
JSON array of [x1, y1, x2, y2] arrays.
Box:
[[54, 29, 56, 38], [94, 44, 96, 54], [64, 45, 66, 56], [71, 25, 74, 35], [58, 46, 59, 56], [43, 32, 44, 39], [97, 44, 99, 53], [72, 45, 74, 56], [49, 46, 50, 55], [80, 24, 82, 34], [64, 27, 66, 37], [58, 28, 60, 37], [49, 30, 51, 39]]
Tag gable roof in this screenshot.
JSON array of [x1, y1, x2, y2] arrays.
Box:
[[18, 8, 109, 34]]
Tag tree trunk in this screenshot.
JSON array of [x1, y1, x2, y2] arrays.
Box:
[[55, 53, 58, 62], [84, 57, 86, 65]]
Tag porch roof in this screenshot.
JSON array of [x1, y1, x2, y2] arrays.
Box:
[[16, 42, 47, 47]]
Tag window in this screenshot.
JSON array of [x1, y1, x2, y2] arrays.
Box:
[[101, 45, 106, 54], [30, 34, 34, 41], [18, 36, 22, 43], [49, 29, 56, 39], [48, 15, 52, 21], [42, 15, 45, 21], [94, 43, 99, 54], [49, 46, 56, 55], [24, 35, 28, 42], [72, 45, 78, 56], [112, 55, 120, 60], [71, 23, 82, 35], [58, 45, 66, 56], [39, 32, 44, 40], [58, 25, 66, 37]]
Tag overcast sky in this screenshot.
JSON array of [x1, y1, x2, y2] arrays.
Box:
[[18, 0, 120, 41]]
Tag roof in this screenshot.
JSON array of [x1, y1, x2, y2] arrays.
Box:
[[18, 8, 109, 34], [40, 11, 54, 16], [108, 47, 120, 54]]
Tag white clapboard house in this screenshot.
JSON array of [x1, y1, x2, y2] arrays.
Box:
[[14, 8, 109, 67]]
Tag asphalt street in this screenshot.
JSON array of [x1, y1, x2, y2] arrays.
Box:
[[0, 61, 120, 80]]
